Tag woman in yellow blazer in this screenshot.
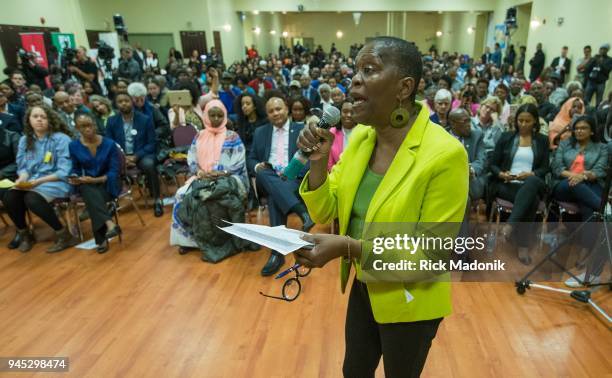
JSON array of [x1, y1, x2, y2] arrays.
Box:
[[296, 37, 469, 377]]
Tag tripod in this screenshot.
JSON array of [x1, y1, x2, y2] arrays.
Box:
[[515, 157, 612, 323]]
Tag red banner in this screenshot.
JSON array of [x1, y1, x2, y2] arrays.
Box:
[[19, 33, 50, 87]]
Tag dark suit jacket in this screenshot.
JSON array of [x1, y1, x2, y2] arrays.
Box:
[[550, 56, 572, 83], [301, 87, 321, 109], [105, 111, 156, 160], [463, 127, 487, 176], [490, 132, 549, 180], [247, 121, 305, 175], [0, 112, 21, 134]]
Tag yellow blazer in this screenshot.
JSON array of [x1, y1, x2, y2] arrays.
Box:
[[299, 102, 469, 323]]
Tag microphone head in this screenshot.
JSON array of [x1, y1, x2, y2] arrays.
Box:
[[321, 106, 341, 127]]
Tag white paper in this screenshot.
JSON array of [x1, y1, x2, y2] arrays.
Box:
[[218, 221, 313, 255], [76, 238, 98, 250]]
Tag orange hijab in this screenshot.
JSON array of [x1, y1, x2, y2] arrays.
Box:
[[548, 97, 584, 148], [196, 99, 227, 172]]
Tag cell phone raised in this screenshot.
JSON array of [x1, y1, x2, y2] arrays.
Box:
[[167, 90, 193, 107]]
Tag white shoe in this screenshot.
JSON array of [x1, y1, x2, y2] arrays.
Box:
[[564, 272, 601, 288]]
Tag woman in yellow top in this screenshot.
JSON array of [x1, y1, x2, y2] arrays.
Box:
[[296, 37, 469, 377]]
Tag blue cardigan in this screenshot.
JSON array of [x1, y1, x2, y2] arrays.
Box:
[[69, 137, 121, 198], [105, 111, 156, 160]]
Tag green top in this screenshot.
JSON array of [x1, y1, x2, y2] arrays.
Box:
[[347, 167, 384, 240]]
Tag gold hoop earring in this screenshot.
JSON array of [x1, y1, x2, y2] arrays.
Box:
[[390, 102, 410, 128]]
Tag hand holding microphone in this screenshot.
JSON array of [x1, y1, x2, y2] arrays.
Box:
[[282, 106, 341, 180], [297, 121, 335, 160]]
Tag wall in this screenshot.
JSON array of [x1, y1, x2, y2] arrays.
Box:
[[232, 0, 497, 12], [0, 0, 88, 74], [78, 0, 245, 64], [436, 12, 480, 56]]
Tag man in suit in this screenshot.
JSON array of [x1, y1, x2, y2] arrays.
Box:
[[299, 75, 321, 109], [106, 92, 163, 217], [481, 46, 492, 65], [247, 96, 314, 276], [550, 46, 572, 84], [448, 108, 487, 201]]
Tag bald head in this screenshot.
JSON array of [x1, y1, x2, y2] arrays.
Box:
[[266, 97, 289, 128], [53, 91, 74, 114], [449, 108, 471, 137]]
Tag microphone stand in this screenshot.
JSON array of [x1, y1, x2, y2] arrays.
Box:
[[515, 153, 611, 323]]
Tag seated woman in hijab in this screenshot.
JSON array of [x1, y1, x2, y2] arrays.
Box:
[[170, 100, 248, 253], [548, 97, 585, 149]]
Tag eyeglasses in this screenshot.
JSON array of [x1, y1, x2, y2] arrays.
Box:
[[259, 266, 311, 302]]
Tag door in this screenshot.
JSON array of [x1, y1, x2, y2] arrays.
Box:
[[213, 31, 223, 58], [180, 31, 207, 61]]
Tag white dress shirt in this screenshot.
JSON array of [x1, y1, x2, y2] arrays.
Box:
[[268, 119, 290, 170]]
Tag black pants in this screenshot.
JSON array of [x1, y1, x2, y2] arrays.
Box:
[[343, 279, 442, 378], [4, 190, 63, 231], [497, 176, 545, 247], [79, 184, 112, 244], [255, 168, 301, 226], [137, 155, 160, 199]]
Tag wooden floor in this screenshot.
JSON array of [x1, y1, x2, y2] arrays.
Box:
[[0, 202, 610, 378]]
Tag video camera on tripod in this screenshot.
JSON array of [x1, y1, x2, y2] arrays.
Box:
[[96, 40, 116, 88]]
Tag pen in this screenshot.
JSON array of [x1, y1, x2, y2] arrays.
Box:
[[275, 264, 301, 279]]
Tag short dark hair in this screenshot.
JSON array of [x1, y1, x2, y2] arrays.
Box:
[[515, 103, 541, 133], [369, 36, 422, 102], [584, 45, 592, 50], [288, 96, 312, 116], [562, 46, 568, 50], [477, 78, 489, 86], [570, 115, 600, 147]]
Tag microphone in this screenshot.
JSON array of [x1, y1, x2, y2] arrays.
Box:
[[282, 106, 341, 181]]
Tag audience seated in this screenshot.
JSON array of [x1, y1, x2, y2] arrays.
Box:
[[288, 96, 311, 125], [0, 121, 20, 208], [170, 100, 248, 257], [448, 108, 487, 202], [549, 97, 585, 149], [430, 89, 452, 128], [0, 90, 21, 133], [328, 98, 355, 170], [88, 95, 114, 135], [551, 115, 608, 221], [247, 95, 313, 276], [69, 113, 121, 253], [105, 92, 163, 217], [489, 104, 549, 265], [4, 105, 77, 253], [472, 96, 504, 159], [318, 83, 333, 111], [233, 93, 267, 155]]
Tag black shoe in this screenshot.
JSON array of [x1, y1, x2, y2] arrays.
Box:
[[105, 225, 122, 240], [7, 232, 21, 249], [154, 200, 164, 217], [261, 252, 285, 276], [96, 240, 109, 254], [301, 212, 315, 233], [178, 246, 193, 255]]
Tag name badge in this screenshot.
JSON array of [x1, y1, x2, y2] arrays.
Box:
[[131, 129, 138, 136], [44, 151, 53, 163]]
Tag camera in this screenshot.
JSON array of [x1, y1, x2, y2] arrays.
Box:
[[97, 41, 115, 60], [63, 47, 78, 65], [18, 48, 35, 61]]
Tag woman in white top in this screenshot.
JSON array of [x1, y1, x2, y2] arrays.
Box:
[[489, 103, 550, 264]]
